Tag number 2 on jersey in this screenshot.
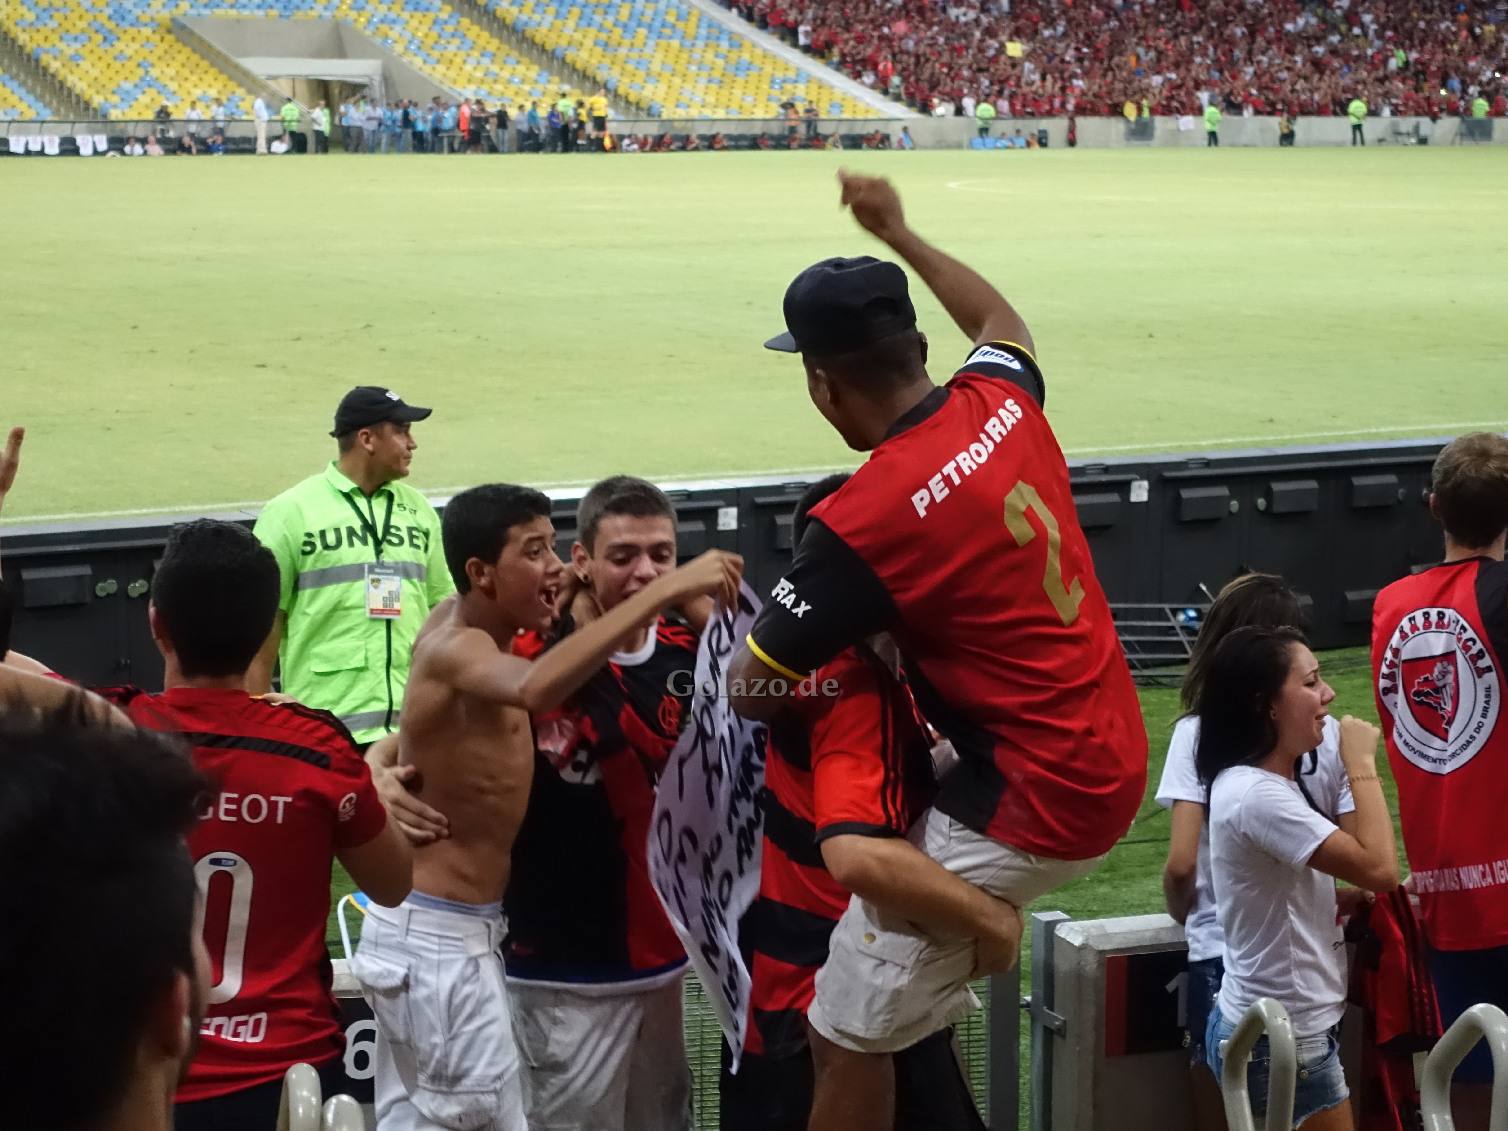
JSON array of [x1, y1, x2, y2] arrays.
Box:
[[1004, 480, 1085, 627], [194, 851, 254, 1005]]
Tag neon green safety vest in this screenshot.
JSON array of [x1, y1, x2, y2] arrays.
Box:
[[253, 463, 454, 743], [1204, 105, 1221, 130], [281, 102, 299, 128]]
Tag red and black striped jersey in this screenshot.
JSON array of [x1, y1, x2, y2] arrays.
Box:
[[504, 612, 698, 985], [97, 686, 387, 1103], [745, 646, 936, 1058], [746, 341, 1145, 860]]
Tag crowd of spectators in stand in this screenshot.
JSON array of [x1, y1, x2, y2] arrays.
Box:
[[723, 0, 1508, 120]]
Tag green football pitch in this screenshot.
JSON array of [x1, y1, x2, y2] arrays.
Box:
[[2, 146, 1505, 523], [3, 144, 1458, 1123]]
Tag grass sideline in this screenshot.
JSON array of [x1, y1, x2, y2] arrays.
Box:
[[3, 147, 1506, 522]]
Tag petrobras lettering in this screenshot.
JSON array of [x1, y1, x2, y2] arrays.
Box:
[[770, 577, 811, 618], [911, 398, 1025, 518], [648, 580, 767, 1070]]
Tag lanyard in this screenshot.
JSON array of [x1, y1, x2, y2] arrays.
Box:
[[343, 490, 395, 561]]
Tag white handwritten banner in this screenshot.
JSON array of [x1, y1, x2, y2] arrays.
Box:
[[649, 581, 767, 1068]]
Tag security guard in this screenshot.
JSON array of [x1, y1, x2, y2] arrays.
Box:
[[248, 387, 453, 744]]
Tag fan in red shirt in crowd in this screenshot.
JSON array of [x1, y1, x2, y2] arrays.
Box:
[[729, 171, 1145, 1131], [1371, 432, 1508, 1131], [725, 473, 1021, 1131], [98, 519, 413, 1131], [750, 0, 1505, 122]]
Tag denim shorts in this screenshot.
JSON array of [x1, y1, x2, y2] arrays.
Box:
[[1185, 958, 1224, 1067], [1206, 1010, 1348, 1127]]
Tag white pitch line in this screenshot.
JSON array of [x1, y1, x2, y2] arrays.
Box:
[[1062, 420, 1508, 456], [14, 426, 1502, 525], [10, 464, 859, 524]]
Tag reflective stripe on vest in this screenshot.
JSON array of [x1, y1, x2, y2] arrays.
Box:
[[297, 561, 429, 591]]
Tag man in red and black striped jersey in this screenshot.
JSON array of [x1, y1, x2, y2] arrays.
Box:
[[729, 172, 1145, 1131], [727, 475, 1020, 1131], [97, 520, 414, 1131], [505, 477, 705, 1131]]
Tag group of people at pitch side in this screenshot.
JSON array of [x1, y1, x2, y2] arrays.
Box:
[[1155, 430, 1508, 1131], [3, 173, 1508, 1131]]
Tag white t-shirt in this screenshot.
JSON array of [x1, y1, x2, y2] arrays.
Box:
[[1156, 715, 1353, 962], [1210, 764, 1347, 1036]]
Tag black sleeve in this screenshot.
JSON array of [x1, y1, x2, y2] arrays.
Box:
[[745, 519, 898, 678], [953, 340, 1045, 407]]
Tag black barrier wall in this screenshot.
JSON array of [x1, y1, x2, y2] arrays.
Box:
[[0, 437, 1453, 689]]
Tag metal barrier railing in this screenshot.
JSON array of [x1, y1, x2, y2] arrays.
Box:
[[1421, 1002, 1508, 1131], [278, 1061, 366, 1131], [278, 1063, 324, 1131], [1219, 997, 1297, 1131], [321, 1094, 366, 1131]]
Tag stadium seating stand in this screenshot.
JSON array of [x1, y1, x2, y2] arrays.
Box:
[[0, 67, 51, 116]]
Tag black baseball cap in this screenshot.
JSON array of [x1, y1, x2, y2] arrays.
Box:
[[330, 387, 433, 437], [764, 256, 917, 355]]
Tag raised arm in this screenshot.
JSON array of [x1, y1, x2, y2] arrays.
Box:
[[446, 549, 742, 715], [1306, 716, 1399, 893], [0, 425, 24, 565], [838, 170, 1034, 354]]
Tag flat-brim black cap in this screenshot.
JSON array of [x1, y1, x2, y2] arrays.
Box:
[[765, 256, 916, 356], [330, 386, 433, 436]]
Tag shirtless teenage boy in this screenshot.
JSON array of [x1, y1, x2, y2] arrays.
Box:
[[350, 484, 741, 1131]]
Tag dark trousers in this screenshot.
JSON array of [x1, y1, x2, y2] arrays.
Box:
[[412, 129, 426, 152], [558, 125, 571, 152], [720, 1029, 985, 1131], [1351, 122, 1365, 145], [313, 129, 328, 153], [174, 1058, 345, 1131], [1206, 130, 1219, 146], [1280, 131, 1294, 146]]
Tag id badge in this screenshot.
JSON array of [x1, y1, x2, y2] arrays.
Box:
[[365, 563, 403, 619]]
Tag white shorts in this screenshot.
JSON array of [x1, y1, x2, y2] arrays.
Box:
[[807, 808, 1104, 1054], [508, 974, 693, 1131], [350, 898, 526, 1131]]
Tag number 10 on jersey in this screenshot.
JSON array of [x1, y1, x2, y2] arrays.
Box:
[[195, 851, 253, 1005]]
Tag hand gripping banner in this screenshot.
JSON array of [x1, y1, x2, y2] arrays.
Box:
[[648, 582, 768, 1069]]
